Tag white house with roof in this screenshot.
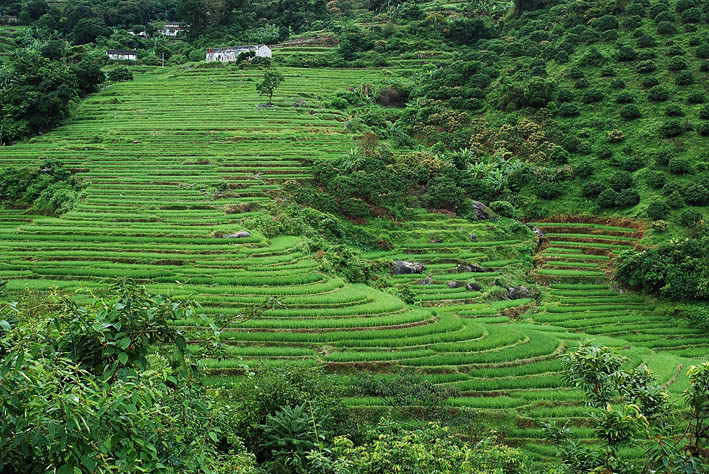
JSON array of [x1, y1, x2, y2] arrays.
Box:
[[106, 50, 138, 61], [162, 23, 183, 36], [205, 45, 272, 62]]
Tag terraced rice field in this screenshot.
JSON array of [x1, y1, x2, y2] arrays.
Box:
[[0, 65, 707, 465]]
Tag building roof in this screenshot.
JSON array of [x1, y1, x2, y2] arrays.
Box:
[[107, 50, 138, 55], [164, 23, 182, 27], [208, 45, 269, 53]]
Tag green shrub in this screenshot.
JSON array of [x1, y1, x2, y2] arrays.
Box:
[[574, 161, 594, 178], [698, 122, 709, 137], [535, 181, 563, 199], [610, 171, 633, 191], [636, 60, 656, 73], [682, 183, 708, 205], [616, 188, 640, 208], [622, 15, 643, 29], [657, 21, 677, 35], [558, 102, 580, 117], [620, 104, 642, 120], [665, 103, 684, 116], [601, 30, 619, 42], [489, 200, 516, 218], [595, 15, 619, 31], [107, 67, 133, 82], [667, 190, 685, 208], [615, 234, 709, 299], [700, 106, 709, 120], [582, 88, 604, 103], [668, 56, 688, 71], [648, 85, 671, 101], [659, 119, 684, 137], [622, 155, 645, 171], [600, 65, 616, 77], [616, 45, 638, 61], [695, 43, 709, 59], [598, 188, 619, 208], [637, 34, 657, 48], [615, 91, 635, 103], [676, 0, 696, 13], [641, 76, 660, 88], [645, 170, 667, 189], [675, 70, 693, 86], [654, 11, 675, 23], [680, 209, 703, 227], [687, 91, 706, 104], [647, 200, 670, 219], [341, 198, 370, 219], [610, 78, 626, 89], [668, 156, 692, 174], [680, 7, 702, 23], [582, 181, 606, 198]]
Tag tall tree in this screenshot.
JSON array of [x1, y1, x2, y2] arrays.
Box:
[[256, 70, 284, 105]]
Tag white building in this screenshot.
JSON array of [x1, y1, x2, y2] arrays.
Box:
[[162, 23, 183, 37], [106, 50, 138, 61], [206, 45, 272, 63]]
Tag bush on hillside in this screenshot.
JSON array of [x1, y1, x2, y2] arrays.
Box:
[[610, 171, 633, 191], [582, 181, 606, 198], [668, 156, 692, 174], [680, 209, 703, 227], [646, 170, 667, 189], [657, 21, 677, 35], [616, 188, 641, 208], [647, 200, 670, 220], [659, 119, 684, 137], [636, 60, 656, 73], [698, 122, 709, 137], [598, 188, 619, 208], [615, 234, 709, 300], [615, 91, 635, 103], [665, 103, 684, 117], [687, 91, 706, 104], [616, 45, 638, 61], [637, 34, 657, 48], [675, 71, 694, 86], [489, 200, 516, 218], [620, 104, 642, 120], [107, 67, 133, 82], [682, 183, 708, 205], [641, 76, 660, 88], [648, 85, 671, 101], [680, 7, 702, 23], [668, 56, 688, 71]]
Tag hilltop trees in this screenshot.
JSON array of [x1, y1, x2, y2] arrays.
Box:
[[0, 46, 105, 144]]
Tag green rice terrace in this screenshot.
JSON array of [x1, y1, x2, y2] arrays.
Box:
[[0, 64, 707, 467]]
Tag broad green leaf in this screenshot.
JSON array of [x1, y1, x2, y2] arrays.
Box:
[[118, 352, 128, 365]]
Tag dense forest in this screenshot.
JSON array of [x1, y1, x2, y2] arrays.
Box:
[[0, 0, 708, 472]]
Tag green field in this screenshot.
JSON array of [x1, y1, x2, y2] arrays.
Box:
[[0, 60, 707, 466]]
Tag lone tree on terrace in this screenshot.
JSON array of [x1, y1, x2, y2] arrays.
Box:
[[256, 70, 284, 105]]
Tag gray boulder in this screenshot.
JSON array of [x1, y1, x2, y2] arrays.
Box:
[[532, 227, 546, 238], [469, 233, 478, 242], [392, 260, 425, 275], [458, 263, 493, 273], [466, 282, 482, 292], [415, 277, 433, 286], [507, 285, 530, 300], [471, 201, 495, 220], [447, 281, 460, 289], [224, 231, 251, 239]]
